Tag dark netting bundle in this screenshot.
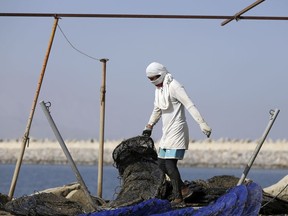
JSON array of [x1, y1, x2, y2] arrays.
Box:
[[108, 136, 166, 208], [112, 135, 158, 176], [4, 192, 84, 216]]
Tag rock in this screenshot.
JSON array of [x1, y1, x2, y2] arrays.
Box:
[[66, 188, 106, 212], [263, 175, 288, 200], [36, 182, 106, 212], [37, 182, 81, 197]]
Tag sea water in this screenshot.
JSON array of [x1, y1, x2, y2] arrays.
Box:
[[1, 164, 287, 200]]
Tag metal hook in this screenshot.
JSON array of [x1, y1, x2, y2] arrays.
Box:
[[44, 101, 52, 112], [269, 109, 275, 120]]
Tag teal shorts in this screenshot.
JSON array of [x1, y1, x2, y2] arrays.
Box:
[[158, 148, 185, 160]]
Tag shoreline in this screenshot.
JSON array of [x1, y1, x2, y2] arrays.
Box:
[[1, 139, 287, 168]]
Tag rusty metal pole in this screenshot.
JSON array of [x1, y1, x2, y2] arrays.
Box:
[[8, 17, 59, 200], [97, 58, 109, 198]]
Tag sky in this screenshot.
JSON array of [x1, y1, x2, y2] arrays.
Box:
[[0, 0, 287, 142]]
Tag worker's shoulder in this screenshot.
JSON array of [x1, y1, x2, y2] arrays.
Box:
[[169, 79, 184, 89]]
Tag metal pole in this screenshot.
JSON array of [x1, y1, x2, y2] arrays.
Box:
[[237, 108, 280, 185], [39, 101, 98, 211], [97, 58, 109, 198], [221, 0, 265, 26], [1, 12, 287, 21], [8, 17, 59, 200]]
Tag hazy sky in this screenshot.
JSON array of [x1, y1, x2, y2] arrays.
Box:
[[1, 0, 287, 142]]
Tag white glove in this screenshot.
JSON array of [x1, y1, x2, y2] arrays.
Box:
[[200, 122, 212, 138], [142, 125, 153, 137]]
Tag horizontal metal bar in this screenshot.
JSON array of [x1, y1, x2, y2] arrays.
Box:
[[0, 12, 288, 22], [0, 13, 232, 19], [238, 16, 288, 21]]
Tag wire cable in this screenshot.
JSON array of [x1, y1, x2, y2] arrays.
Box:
[[261, 183, 288, 209], [57, 23, 100, 61]]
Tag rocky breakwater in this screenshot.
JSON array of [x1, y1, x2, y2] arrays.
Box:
[[0, 138, 287, 168]]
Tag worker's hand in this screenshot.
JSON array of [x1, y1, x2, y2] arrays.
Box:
[[200, 122, 212, 138], [142, 125, 153, 137]]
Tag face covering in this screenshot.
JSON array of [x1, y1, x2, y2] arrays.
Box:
[[146, 62, 168, 86]]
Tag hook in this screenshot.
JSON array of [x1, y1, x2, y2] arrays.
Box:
[[269, 109, 275, 120], [44, 101, 52, 112]]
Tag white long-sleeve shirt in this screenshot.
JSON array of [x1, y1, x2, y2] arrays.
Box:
[[148, 79, 206, 150]]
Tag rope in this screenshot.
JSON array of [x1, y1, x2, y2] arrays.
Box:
[[22, 132, 30, 147], [57, 23, 100, 61], [261, 183, 288, 209]]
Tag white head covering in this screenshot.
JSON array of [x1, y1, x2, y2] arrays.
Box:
[[146, 62, 168, 86], [146, 62, 173, 110]]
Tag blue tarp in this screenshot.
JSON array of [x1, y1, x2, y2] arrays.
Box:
[[79, 199, 172, 216], [79, 182, 262, 216]]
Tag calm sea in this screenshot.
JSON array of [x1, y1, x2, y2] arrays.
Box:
[[1, 164, 287, 200]]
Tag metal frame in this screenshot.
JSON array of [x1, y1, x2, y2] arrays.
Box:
[[0, 12, 288, 26], [3, 0, 285, 200]]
